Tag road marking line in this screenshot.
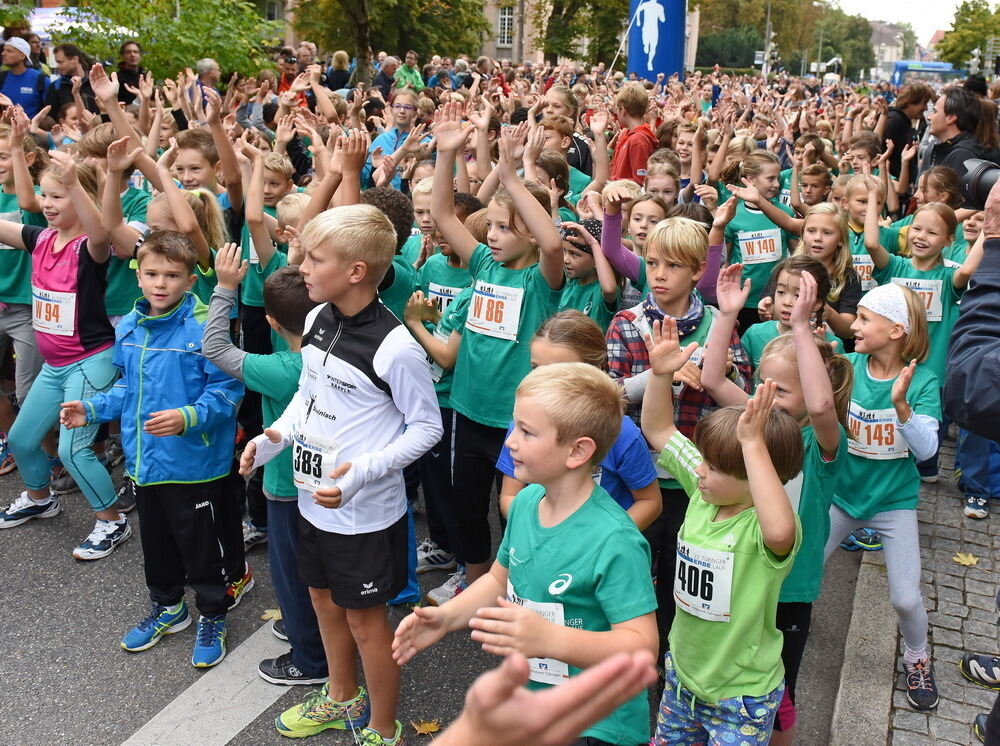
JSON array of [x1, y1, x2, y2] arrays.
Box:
[[121, 623, 289, 746]]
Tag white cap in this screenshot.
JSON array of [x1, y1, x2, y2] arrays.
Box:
[[4, 37, 31, 60]]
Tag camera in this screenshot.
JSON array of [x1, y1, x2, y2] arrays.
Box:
[[963, 158, 1000, 209]]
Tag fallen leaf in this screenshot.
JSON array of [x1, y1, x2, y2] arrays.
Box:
[[261, 608, 283, 621], [953, 552, 979, 567], [411, 719, 441, 735]]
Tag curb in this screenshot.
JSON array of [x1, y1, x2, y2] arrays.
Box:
[[829, 550, 898, 746]]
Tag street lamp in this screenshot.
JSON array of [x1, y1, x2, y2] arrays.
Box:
[[813, 0, 830, 77]]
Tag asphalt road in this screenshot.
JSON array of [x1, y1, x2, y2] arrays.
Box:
[[0, 461, 861, 745]]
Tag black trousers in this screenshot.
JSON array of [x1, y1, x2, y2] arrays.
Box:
[[643, 486, 688, 662], [239, 304, 271, 530], [135, 476, 235, 617], [450, 413, 505, 565]]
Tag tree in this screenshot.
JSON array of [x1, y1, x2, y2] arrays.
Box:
[[898, 22, 918, 60], [0, 1, 34, 29], [820, 8, 875, 79], [54, 0, 282, 79], [293, 0, 490, 84], [530, 0, 631, 64], [936, 0, 1000, 67], [695, 26, 763, 68]]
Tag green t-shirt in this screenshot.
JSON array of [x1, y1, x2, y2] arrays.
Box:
[[243, 350, 302, 499], [450, 243, 563, 428], [418, 252, 471, 314], [779, 425, 846, 603], [567, 166, 591, 205], [847, 223, 901, 291], [834, 352, 941, 520], [724, 200, 795, 306], [777, 168, 794, 207], [427, 286, 473, 409], [380, 254, 418, 321], [240, 204, 284, 307], [945, 229, 969, 263], [740, 320, 841, 369], [657, 431, 799, 704], [558, 276, 616, 332], [191, 252, 219, 307], [497, 482, 655, 744], [0, 189, 38, 305], [105, 187, 152, 315], [402, 231, 436, 267], [873, 254, 961, 382]]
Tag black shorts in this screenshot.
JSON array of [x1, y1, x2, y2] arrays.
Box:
[[298, 513, 408, 609]]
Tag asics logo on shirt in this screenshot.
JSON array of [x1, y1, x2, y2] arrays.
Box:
[[548, 573, 573, 596]]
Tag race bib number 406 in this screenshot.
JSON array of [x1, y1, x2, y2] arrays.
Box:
[[674, 541, 733, 622]]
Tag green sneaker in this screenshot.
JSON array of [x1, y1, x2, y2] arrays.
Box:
[[359, 721, 405, 745], [275, 684, 370, 737]]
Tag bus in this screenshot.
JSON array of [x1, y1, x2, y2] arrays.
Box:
[[890, 60, 966, 87]]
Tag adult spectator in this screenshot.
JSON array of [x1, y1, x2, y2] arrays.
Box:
[[296, 42, 316, 69], [881, 82, 933, 183], [196, 57, 221, 93], [276, 49, 307, 107], [45, 43, 98, 115], [24, 33, 48, 75], [116, 40, 145, 105], [394, 50, 424, 91], [428, 57, 457, 89], [921, 86, 983, 181], [373, 55, 398, 98], [326, 50, 351, 92], [0, 37, 47, 117]]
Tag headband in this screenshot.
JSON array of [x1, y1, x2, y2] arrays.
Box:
[[858, 283, 911, 334]]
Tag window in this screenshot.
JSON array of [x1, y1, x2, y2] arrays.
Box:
[[265, 0, 283, 21], [497, 6, 514, 49]]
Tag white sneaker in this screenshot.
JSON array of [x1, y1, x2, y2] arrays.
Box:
[[416, 538, 457, 574], [0, 491, 60, 528], [425, 569, 467, 606], [73, 517, 131, 560]]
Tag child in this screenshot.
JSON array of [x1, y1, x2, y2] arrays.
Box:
[[641, 323, 803, 744], [644, 163, 680, 207], [418, 193, 476, 315], [202, 244, 327, 685], [242, 204, 442, 745], [598, 185, 670, 307], [0, 152, 130, 559], [557, 220, 619, 331], [825, 283, 941, 710], [610, 83, 657, 184], [60, 230, 244, 666], [428, 102, 563, 593], [700, 265, 852, 743], [402, 177, 437, 267], [793, 163, 832, 211], [496, 311, 661, 529], [393, 362, 659, 746]]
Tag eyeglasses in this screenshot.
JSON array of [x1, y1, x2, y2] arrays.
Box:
[[392, 104, 416, 112]]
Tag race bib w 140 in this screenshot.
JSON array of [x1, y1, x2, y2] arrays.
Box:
[[737, 229, 782, 265]]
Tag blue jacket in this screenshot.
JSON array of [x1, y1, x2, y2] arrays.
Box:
[[85, 293, 244, 486]]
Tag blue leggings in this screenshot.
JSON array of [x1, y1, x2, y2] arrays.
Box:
[[8, 349, 118, 511]]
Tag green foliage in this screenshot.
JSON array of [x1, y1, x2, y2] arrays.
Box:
[[52, 0, 282, 79], [0, 0, 35, 28], [530, 0, 630, 64], [936, 0, 1000, 67], [695, 25, 763, 68], [820, 8, 874, 79], [898, 22, 918, 60]]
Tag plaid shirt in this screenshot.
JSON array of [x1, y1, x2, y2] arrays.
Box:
[[606, 306, 752, 438]]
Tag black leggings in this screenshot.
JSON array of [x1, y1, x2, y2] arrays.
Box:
[[643, 487, 688, 662], [772, 601, 814, 732], [450, 413, 505, 565]]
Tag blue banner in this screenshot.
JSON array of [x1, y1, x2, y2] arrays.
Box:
[[626, 0, 685, 81]]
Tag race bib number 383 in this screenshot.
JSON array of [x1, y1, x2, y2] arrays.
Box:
[[292, 428, 339, 491], [466, 280, 524, 341], [674, 541, 733, 622]]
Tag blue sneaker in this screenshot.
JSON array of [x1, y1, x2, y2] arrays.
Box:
[[0, 491, 60, 528], [121, 602, 192, 652], [839, 528, 883, 552], [192, 615, 227, 668]]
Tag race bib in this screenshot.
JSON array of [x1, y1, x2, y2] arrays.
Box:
[[248, 239, 260, 265], [428, 326, 449, 383], [737, 229, 782, 265], [675, 540, 734, 622], [31, 286, 76, 336], [778, 188, 792, 207], [892, 277, 943, 322], [507, 580, 570, 685], [847, 403, 908, 460], [466, 280, 524, 341], [853, 254, 876, 291], [427, 282, 463, 314], [0, 211, 20, 251], [292, 427, 339, 491]]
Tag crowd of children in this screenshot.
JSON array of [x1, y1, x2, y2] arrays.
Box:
[[1, 39, 998, 743]]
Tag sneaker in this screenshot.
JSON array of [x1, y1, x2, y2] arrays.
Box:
[[72, 517, 131, 560], [258, 652, 328, 686], [226, 562, 255, 609], [275, 683, 371, 737], [48, 456, 66, 483], [965, 495, 990, 520], [192, 615, 227, 668], [975, 713, 988, 742], [243, 520, 268, 550], [0, 491, 59, 528], [416, 538, 457, 574], [50, 466, 79, 495], [961, 652, 1000, 690], [425, 569, 467, 606], [115, 479, 137, 514], [271, 618, 288, 641], [920, 474, 940, 484], [104, 437, 125, 467], [0, 435, 17, 475], [121, 602, 192, 652], [839, 528, 883, 551], [359, 721, 405, 745], [904, 659, 939, 710]]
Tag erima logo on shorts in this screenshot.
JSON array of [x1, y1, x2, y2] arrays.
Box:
[[548, 573, 573, 595], [360, 581, 379, 595]]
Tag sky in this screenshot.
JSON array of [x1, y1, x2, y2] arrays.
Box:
[[836, 0, 960, 48]]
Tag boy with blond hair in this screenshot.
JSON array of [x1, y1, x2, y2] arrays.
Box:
[[393, 362, 658, 746], [242, 204, 442, 745]]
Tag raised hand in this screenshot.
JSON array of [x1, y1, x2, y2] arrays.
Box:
[[736, 378, 777, 443], [643, 317, 700, 378], [106, 136, 142, 173], [433, 100, 469, 153], [789, 269, 818, 329], [716, 263, 750, 316]]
